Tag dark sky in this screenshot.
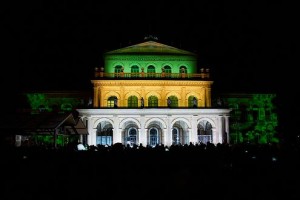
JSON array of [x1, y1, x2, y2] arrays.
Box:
[[2, 1, 295, 91], [2, 1, 298, 135]]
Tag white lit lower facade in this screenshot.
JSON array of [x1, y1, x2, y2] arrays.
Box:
[[78, 108, 231, 147]]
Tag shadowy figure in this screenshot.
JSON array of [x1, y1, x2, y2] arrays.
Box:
[[193, 97, 197, 108], [217, 97, 223, 107], [114, 97, 118, 108], [141, 97, 144, 108], [167, 97, 171, 108]]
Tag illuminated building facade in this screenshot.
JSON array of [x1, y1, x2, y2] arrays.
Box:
[[12, 41, 279, 148], [77, 40, 231, 147]]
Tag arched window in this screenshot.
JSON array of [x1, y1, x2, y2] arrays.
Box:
[[172, 128, 180, 145], [148, 96, 158, 107], [188, 96, 198, 108], [127, 128, 137, 146], [131, 65, 139, 77], [96, 123, 113, 146], [128, 96, 138, 108], [168, 95, 178, 107], [149, 128, 159, 147], [147, 65, 155, 78], [108, 96, 117, 107], [198, 121, 212, 135], [164, 65, 172, 78], [114, 65, 123, 77], [197, 121, 213, 144]]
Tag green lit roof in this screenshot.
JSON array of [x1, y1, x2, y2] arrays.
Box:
[[105, 40, 196, 56]]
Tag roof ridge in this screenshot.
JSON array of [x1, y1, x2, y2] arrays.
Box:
[[105, 40, 196, 55]]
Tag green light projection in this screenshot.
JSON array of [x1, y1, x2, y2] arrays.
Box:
[[26, 93, 82, 113], [104, 54, 197, 74], [223, 94, 278, 144], [26, 93, 48, 111], [31, 135, 79, 147]]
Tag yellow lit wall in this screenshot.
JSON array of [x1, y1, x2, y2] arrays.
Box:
[[92, 80, 213, 108]]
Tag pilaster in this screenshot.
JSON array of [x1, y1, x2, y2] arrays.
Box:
[[93, 86, 99, 108]]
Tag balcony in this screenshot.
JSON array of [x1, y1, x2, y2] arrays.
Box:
[[94, 71, 210, 80]]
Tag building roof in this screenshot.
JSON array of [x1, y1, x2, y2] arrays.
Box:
[[0, 112, 88, 135], [105, 40, 196, 56]]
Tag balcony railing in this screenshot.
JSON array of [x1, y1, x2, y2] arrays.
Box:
[[94, 71, 210, 79]]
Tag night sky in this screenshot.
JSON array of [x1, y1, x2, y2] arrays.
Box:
[[2, 2, 298, 138]]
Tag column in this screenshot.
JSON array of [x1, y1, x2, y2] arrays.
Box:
[[181, 87, 186, 107], [191, 116, 198, 144], [143, 129, 148, 147], [113, 128, 122, 144], [139, 115, 146, 146], [161, 87, 166, 106], [166, 116, 172, 146], [93, 86, 99, 108], [217, 116, 224, 144], [163, 129, 168, 146], [206, 87, 212, 107], [120, 86, 124, 107], [188, 128, 192, 144], [225, 116, 230, 144], [113, 116, 122, 144], [212, 128, 217, 144], [87, 117, 96, 146], [100, 86, 104, 107]]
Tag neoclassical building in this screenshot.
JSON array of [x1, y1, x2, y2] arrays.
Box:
[[77, 40, 231, 147]]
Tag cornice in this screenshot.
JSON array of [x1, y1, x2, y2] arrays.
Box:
[[106, 56, 196, 62], [77, 108, 231, 116], [91, 80, 213, 87]]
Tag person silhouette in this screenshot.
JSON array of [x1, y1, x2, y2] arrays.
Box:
[[217, 97, 223, 107], [141, 97, 144, 108], [114, 98, 118, 108], [193, 97, 197, 108], [167, 97, 171, 108]]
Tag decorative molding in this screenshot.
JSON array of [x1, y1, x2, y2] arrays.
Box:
[[78, 108, 232, 116], [91, 80, 213, 87], [106, 56, 196, 62]]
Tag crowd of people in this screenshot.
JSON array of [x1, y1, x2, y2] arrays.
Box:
[[2, 141, 300, 199]]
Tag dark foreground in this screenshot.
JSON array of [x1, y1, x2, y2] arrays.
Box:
[[2, 143, 300, 200]]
